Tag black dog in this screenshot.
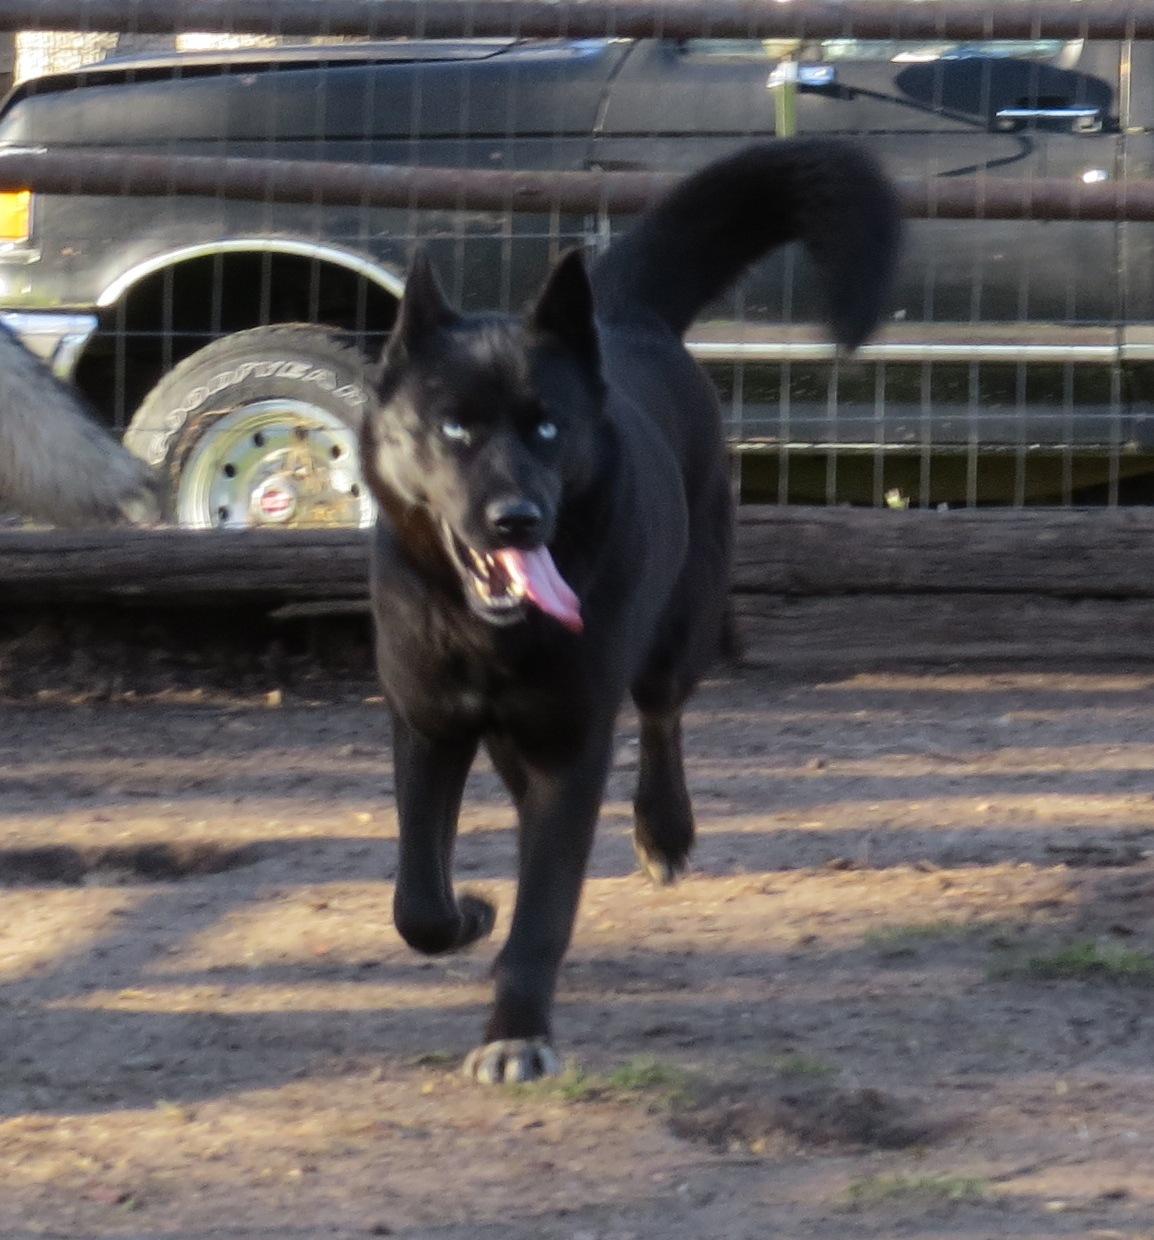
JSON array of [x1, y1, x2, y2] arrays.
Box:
[[361, 140, 901, 1083]]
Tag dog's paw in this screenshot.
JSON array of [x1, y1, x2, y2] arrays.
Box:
[[633, 838, 689, 887], [462, 1039, 561, 1085], [456, 892, 497, 947], [394, 892, 496, 955]]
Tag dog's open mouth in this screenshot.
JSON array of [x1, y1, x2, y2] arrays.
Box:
[[440, 521, 583, 633]]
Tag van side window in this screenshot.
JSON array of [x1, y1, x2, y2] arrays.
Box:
[[683, 39, 1073, 65]]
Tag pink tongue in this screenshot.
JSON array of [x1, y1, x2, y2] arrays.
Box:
[[494, 547, 583, 633]]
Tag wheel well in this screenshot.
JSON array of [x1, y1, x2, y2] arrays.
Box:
[[74, 251, 399, 431]]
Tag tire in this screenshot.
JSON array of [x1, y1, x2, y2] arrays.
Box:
[[122, 324, 378, 529]]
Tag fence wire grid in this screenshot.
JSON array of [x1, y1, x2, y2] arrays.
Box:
[[2, 2, 1153, 519]]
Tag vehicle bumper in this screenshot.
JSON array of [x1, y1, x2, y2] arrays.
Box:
[[0, 310, 97, 380]]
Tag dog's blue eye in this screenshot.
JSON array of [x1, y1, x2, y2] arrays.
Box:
[[536, 421, 558, 442], [441, 421, 471, 444]]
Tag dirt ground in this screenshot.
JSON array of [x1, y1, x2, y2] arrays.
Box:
[[2, 605, 1154, 1239]]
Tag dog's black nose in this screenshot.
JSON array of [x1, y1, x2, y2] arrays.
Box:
[[486, 497, 543, 541]]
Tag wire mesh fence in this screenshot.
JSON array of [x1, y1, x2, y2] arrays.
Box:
[[1, 2, 1152, 522]]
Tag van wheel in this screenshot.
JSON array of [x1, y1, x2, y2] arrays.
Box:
[[122, 324, 377, 529]]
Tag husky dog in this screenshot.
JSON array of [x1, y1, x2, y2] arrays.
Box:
[[0, 321, 158, 525], [362, 140, 902, 1083]]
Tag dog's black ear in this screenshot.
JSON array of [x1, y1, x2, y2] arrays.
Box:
[[390, 249, 457, 358], [531, 248, 600, 370]]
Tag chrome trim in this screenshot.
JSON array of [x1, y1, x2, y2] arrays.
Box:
[[0, 246, 41, 266], [1120, 327, 1154, 363], [52, 320, 99, 380], [97, 238, 406, 308], [0, 310, 98, 379], [729, 440, 1132, 456], [688, 341, 1118, 363], [686, 322, 1129, 365], [689, 337, 1115, 362], [797, 64, 836, 87], [995, 106, 1100, 119]]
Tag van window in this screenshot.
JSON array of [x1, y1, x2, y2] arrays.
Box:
[[684, 39, 1073, 65], [823, 39, 1071, 63]]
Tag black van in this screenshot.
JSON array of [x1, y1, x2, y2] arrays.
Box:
[[0, 35, 1145, 520]]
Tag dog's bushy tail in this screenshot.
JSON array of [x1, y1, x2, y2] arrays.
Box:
[[591, 139, 902, 349], [0, 322, 159, 526]]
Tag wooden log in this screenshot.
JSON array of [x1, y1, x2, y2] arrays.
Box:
[[0, 527, 372, 604], [733, 593, 1154, 668], [5, 506, 1154, 604], [732, 506, 1154, 598]]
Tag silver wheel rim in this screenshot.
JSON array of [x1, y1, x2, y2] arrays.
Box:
[[175, 399, 374, 530]]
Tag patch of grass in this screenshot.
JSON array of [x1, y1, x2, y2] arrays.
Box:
[[768, 1052, 836, 1079], [845, 1173, 988, 1209], [515, 1057, 693, 1108], [864, 921, 970, 954], [603, 1058, 690, 1095], [990, 939, 1154, 984]]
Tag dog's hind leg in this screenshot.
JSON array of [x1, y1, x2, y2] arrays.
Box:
[[630, 470, 731, 884], [631, 620, 719, 887], [464, 727, 615, 1085], [630, 704, 695, 886], [391, 717, 495, 955], [483, 733, 529, 807]]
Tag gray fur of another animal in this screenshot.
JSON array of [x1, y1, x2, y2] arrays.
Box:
[[0, 322, 159, 526]]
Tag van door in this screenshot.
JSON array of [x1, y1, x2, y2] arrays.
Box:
[[815, 37, 1121, 328], [596, 37, 1124, 467], [597, 37, 1121, 329]]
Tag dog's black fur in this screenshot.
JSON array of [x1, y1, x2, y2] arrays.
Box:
[[362, 140, 902, 1083]]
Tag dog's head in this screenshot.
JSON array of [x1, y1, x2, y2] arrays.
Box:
[[363, 249, 605, 631]]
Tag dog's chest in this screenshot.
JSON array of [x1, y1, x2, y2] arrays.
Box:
[[385, 627, 590, 744]]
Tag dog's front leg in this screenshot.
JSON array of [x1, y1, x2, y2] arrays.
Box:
[[464, 729, 614, 1085], [391, 716, 495, 955]]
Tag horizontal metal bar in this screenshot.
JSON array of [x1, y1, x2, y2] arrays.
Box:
[[901, 177, 1154, 222], [3, 148, 1154, 223], [2, 1, 1154, 42], [0, 148, 664, 216]]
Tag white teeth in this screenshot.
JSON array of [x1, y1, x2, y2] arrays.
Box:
[[439, 520, 525, 612], [500, 556, 528, 591]]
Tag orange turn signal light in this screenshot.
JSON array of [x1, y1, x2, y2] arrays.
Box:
[[0, 190, 32, 244]]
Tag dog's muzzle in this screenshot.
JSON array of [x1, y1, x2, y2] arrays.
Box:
[[438, 519, 582, 632]]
